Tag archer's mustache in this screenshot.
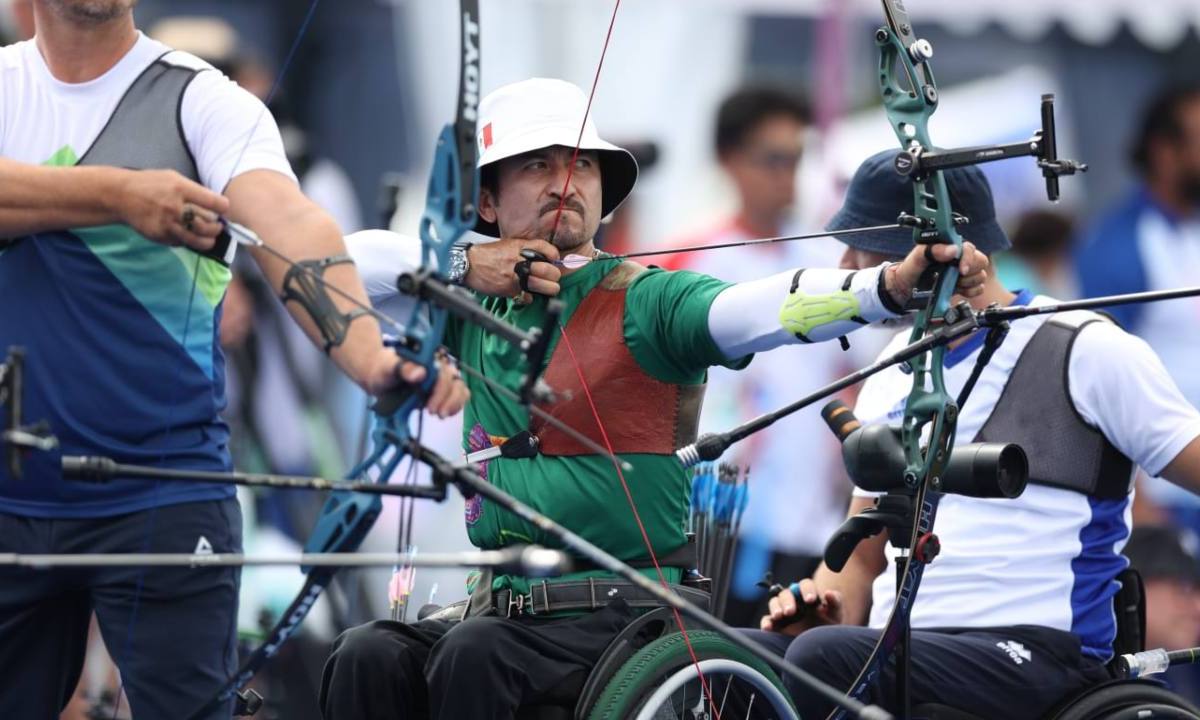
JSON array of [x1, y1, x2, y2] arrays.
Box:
[[540, 200, 586, 217]]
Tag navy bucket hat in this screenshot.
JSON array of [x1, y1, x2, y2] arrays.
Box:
[[826, 150, 1010, 257]]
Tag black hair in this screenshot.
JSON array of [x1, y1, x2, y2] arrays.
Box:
[[714, 86, 812, 157], [1131, 84, 1200, 175], [480, 162, 499, 197], [1010, 209, 1075, 260]]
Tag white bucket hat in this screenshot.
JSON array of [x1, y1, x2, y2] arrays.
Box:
[[474, 78, 639, 237]]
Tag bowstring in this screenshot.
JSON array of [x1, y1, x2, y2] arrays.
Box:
[[111, 256, 202, 719], [546, 0, 719, 715]]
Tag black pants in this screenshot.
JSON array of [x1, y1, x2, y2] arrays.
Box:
[[743, 624, 1113, 719], [320, 600, 638, 720], [0, 499, 242, 720]]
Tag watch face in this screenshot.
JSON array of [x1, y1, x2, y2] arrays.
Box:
[[449, 245, 469, 281]]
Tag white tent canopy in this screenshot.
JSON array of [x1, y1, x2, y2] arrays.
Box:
[[723, 0, 1200, 50]]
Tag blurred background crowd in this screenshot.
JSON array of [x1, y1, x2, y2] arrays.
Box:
[[4, 0, 1200, 717]]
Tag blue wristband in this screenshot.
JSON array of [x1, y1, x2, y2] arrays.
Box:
[[788, 582, 802, 598]]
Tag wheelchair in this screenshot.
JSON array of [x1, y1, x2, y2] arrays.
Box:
[[523, 565, 1199, 719], [418, 598, 796, 720], [419, 565, 1200, 720]]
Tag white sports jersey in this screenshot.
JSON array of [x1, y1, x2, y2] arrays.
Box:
[[853, 291, 1200, 660], [0, 32, 294, 190]]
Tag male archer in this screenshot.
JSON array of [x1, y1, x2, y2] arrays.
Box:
[[322, 78, 988, 719], [0, 1, 465, 718], [753, 151, 1200, 719]]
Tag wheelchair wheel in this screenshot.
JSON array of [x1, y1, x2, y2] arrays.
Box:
[[1048, 679, 1200, 720], [583, 630, 798, 720]]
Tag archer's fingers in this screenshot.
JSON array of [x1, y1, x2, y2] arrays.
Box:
[[525, 277, 561, 297], [767, 596, 783, 621], [398, 361, 427, 385], [925, 243, 960, 265], [521, 239, 561, 263], [958, 241, 989, 276], [173, 223, 217, 252], [955, 276, 987, 298], [530, 261, 562, 284], [187, 213, 225, 241], [797, 578, 821, 605], [525, 262, 562, 296], [426, 369, 455, 418], [775, 587, 798, 616], [181, 184, 231, 217]]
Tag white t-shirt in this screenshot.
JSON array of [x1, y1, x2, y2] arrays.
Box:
[[0, 32, 294, 189], [853, 292, 1200, 659]]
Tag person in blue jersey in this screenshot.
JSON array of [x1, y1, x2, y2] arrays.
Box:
[[0, 1, 466, 718], [1075, 85, 1200, 535], [750, 151, 1200, 719]]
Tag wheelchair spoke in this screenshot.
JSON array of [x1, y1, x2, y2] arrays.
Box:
[[718, 675, 732, 718]]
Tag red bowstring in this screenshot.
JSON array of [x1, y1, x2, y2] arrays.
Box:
[[547, 4, 718, 715], [547, 0, 620, 243]]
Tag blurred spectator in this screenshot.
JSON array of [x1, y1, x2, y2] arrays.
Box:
[[1076, 85, 1200, 532], [994, 209, 1078, 298], [1123, 525, 1200, 706], [1, 0, 32, 40], [663, 85, 853, 624]]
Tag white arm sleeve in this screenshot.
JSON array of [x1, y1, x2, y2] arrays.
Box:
[[344, 229, 425, 320], [1070, 320, 1200, 477], [707, 263, 902, 358]]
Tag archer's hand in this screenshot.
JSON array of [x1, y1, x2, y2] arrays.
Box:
[[465, 238, 562, 298], [113, 169, 230, 251], [362, 351, 469, 419], [886, 241, 989, 307], [759, 579, 844, 637]]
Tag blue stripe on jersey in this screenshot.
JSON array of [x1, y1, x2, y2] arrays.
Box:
[[0, 230, 232, 517], [1070, 495, 1131, 661], [944, 288, 1034, 368]]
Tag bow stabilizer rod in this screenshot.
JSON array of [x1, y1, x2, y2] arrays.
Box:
[[0, 546, 572, 574], [677, 303, 983, 468], [63, 454, 450, 500]]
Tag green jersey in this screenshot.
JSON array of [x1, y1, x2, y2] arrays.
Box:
[[445, 256, 748, 595]]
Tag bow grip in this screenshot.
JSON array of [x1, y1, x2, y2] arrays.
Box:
[[372, 366, 437, 419], [302, 490, 383, 571]]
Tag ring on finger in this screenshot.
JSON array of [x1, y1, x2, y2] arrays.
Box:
[[181, 204, 196, 232]]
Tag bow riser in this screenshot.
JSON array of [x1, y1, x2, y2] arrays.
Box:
[[876, 17, 963, 490]]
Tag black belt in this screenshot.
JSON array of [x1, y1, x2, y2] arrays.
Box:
[[493, 579, 711, 618]]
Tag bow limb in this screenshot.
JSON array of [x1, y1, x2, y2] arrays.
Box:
[[209, 0, 484, 709], [827, 4, 962, 716]]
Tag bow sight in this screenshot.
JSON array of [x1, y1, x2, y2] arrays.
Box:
[[892, 94, 1087, 203], [878, 6, 1087, 206]]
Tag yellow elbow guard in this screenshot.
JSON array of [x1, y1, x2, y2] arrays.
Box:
[[778, 289, 862, 342]]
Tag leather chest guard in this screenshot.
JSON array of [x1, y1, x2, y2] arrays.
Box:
[[530, 261, 705, 456]]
